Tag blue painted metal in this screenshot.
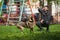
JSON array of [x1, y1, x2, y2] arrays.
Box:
[[0, 0, 4, 16], [19, 0, 25, 21]]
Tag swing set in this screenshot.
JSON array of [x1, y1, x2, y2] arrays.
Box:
[[0, 0, 35, 25]]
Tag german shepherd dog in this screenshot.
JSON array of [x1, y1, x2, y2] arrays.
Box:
[[17, 14, 35, 31]]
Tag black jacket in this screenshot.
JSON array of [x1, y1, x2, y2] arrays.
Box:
[[38, 8, 51, 23]]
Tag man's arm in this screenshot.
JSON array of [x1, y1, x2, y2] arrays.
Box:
[[38, 8, 45, 16]]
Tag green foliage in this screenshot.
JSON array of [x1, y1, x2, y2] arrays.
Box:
[[55, 0, 60, 4], [0, 2, 2, 7], [0, 24, 60, 40], [47, 0, 60, 4], [55, 0, 60, 2]]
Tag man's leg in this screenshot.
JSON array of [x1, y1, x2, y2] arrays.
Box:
[[45, 21, 50, 31], [36, 21, 43, 30], [46, 24, 49, 31]]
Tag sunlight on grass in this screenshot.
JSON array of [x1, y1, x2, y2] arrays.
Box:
[[0, 24, 60, 40]]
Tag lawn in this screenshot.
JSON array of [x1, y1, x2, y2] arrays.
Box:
[[0, 24, 60, 40]]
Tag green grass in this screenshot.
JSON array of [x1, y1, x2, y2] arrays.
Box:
[[0, 24, 60, 40]]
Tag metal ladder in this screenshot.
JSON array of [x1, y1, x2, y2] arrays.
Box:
[[6, 0, 25, 25]]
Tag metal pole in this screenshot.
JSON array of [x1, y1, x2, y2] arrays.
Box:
[[19, 0, 25, 21], [28, 0, 36, 24], [0, 0, 4, 16]]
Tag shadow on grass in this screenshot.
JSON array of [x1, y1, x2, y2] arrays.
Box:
[[0, 31, 60, 40]]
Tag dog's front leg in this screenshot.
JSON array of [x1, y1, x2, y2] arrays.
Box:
[[17, 23, 24, 31]]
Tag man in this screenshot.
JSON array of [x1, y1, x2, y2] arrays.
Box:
[[36, 6, 51, 31]]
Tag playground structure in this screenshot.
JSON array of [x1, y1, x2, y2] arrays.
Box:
[[0, 0, 60, 25], [0, 0, 25, 25], [0, 0, 36, 25]]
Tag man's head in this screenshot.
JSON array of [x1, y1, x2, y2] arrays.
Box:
[[43, 6, 48, 11]]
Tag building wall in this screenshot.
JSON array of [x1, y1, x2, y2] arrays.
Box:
[[57, 4, 60, 23], [52, 1, 60, 24]]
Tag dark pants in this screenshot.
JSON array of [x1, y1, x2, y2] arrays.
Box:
[[36, 21, 43, 30], [34, 13, 39, 21], [36, 21, 50, 31], [42, 21, 49, 31]]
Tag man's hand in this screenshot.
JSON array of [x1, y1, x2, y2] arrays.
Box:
[[40, 19, 44, 23]]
